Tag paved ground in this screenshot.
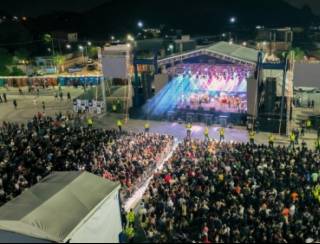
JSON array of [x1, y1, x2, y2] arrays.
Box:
[[0, 87, 319, 149], [96, 114, 319, 149], [0, 87, 84, 123]]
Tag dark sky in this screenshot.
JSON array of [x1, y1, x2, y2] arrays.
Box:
[[285, 0, 320, 15], [0, 0, 112, 16], [1, 0, 320, 16]]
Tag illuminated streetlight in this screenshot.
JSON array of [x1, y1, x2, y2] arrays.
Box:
[[242, 42, 247, 46], [111, 36, 115, 41], [230, 17, 236, 24], [138, 21, 144, 28], [66, 44, 71, 49], [87, 41, 92, 46], [222, 33, 226, 37], [79, 45, 84, 51]]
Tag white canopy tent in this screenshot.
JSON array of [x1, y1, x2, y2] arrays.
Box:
[[0, 172, 122, 243]]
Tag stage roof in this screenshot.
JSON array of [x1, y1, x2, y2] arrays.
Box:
[[158, 42, 260, 66], [205, 42, 259, 64], [0, 172, 120, 243]]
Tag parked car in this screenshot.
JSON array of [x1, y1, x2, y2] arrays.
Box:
[[68, 64, 84, 73], [87, 64, 97, 71]]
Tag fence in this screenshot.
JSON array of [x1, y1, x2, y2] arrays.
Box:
[[119, 139, 174, 203]]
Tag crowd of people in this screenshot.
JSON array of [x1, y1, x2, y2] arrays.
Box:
[[0, 113, 173, 206], [177, 92, 247, 113], [140, 140, 320, 243]]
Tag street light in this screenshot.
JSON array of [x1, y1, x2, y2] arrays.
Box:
[[242, 42, 247, 46], [78, 45, 84, 51], [230, 17, 237, 24], [137, 21, 144, 28], [87, 41, 92, 46], [111, 36, 115, 41], [66, 44, 72, 49]]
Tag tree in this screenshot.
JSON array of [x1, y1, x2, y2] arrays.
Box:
[[43, 34, 55, 55], [14, 49, 30, 61], [10, 67, 25, 76], [291, 47, 306, 61], [53, 55, 66, 73], [0, 48, 13, 76], [87, 46, 98, 58]]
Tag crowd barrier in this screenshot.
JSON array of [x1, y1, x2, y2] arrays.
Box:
[[119, 139, 174, 204]]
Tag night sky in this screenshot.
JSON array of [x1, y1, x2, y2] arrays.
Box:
[[1, 0, 320, 16], [0, 0, 112, 16]]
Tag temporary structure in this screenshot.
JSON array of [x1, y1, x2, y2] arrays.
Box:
[[0, 172, 122, 243]]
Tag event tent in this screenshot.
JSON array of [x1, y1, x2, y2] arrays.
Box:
[[0, 172, 122, 243]]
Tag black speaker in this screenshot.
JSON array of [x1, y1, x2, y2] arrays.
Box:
[[265, 78, 277, 113]]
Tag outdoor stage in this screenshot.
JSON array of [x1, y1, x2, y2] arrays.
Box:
[[139, 62, 254, 126]]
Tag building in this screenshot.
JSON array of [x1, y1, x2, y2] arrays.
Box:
[[256, 27, 293, 52]]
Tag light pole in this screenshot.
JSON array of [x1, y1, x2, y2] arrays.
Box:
[[79, 45, 85, 64]]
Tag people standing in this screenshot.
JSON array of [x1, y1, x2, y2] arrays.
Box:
[[59, 92, 63, 101], [290, 131, 296, 149], [186, 123, 192, 139], [117, 120, 123, 132], [144, 122, 150, 133], [3, 93, 7, 103], [269, 134, 275, 147], [249, 130, 255, 144], [204, 127, 210, 141], [13, 99, 17, 109], [42, 101, 46, 112], [219, 128, 225, 142]]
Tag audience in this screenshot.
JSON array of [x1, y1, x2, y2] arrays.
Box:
[[0, 113, 173, 206], [141, 140, 320, 243]]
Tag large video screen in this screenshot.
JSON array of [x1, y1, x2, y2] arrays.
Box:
[[171, 64, 252, 113]]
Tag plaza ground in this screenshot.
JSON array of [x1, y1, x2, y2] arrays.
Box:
[[0, 87, 318, 149]]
